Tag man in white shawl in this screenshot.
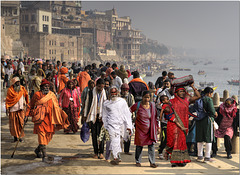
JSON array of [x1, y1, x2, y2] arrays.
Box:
[[86, 78, 107, 159], [102, 86, 132, 165]]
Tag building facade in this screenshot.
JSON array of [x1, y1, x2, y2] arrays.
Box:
[[19, 2, 83, 62], [114, 28, 141, 61], [1, 1, 24, 58]]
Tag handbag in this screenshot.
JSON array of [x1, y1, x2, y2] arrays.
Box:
[[32, 104, 46, 124], [209, 117, 219, 130], [80, 122, 90, 143]]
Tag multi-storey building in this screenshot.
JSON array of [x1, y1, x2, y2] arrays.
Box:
[[1, 1, 24, 57], [84, 8, 141, 61], [19, 1, 83, 62], [114, 27, 141, 61]]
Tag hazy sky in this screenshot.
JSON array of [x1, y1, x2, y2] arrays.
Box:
[[82, 1, 239, 59]]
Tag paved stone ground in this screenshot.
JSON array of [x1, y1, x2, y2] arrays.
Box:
[[1, 88, 239, 174]]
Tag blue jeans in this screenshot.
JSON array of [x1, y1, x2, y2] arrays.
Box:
[[135, 143, 155, 164]]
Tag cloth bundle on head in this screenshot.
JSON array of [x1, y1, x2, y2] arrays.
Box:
[[60, 67, 68, 74], [41, 79, 50, 86], [11, 77, 20, 86], [121, 83, 129, 90]]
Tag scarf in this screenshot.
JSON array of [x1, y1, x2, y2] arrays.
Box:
[[219, 99, 237, 118], [86, 87, 107, 124], [35, 91, 69, 130], [6, 85, 29, 109], [129, 78, 149, 90]]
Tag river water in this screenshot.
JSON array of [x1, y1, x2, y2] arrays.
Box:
[[144, 57, 239, 97]]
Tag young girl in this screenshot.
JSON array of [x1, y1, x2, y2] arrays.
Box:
[[159, 95, 187, 131]]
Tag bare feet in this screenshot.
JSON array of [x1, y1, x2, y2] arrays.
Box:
[[99, 154, 105, 159], [93, 154, 98, 159]]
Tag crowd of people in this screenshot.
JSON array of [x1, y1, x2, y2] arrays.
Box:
[[2, 57, 239, 168]]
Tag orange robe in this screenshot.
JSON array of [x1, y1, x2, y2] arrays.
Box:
[[58, 74, 69, 94], [78, 71, 91, 93], [6, 85, 29, 138], [27, 91, 69, 145]]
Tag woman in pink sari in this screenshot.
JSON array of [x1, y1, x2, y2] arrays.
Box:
[[59, 80, 80, 134], [214, 98, 238, 159]]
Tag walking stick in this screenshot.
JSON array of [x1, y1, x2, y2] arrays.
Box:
[[11, 118, 27, 158]]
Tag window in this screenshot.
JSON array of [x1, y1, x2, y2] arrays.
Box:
[[117, 44, 120, 49], [31, 26, 35, 32], [72, 42, 74, 46], [25, 15, 28, 21], [52, 50, 54, 54], [68, 50, 69, 55], [22, 15, 24, 21], [49, 41, 51, 45], [60, 42, 64, 47], [13, 9, 17, 15], [49, 50, 51, 54], [42, 15, 44, 21], [43, 24, 48, 32], [55, 50, 56, 54], [52, 40, 54, 45], [128, 44, 131, 49], [45, 16, 47, 21], [25, 26, 29, 32], [55, 41, 56, 45], [118, 32, 121, 36], [47, 16, 49, 21], [124, 44, 127, 49], [31, 14, 35, 21]]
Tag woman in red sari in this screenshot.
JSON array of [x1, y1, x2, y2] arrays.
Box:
[[165, 84, 200, 167]]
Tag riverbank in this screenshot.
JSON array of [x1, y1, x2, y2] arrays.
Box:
[[1, 113, 239, 174]]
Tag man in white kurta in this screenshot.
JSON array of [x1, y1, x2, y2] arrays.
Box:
[[102, 86, 132, 165]]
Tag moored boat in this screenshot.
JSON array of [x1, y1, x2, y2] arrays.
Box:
[[198, 70, 205, 75], [227, 79, 239, 86]]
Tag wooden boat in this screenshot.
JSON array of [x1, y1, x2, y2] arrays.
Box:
[[198, 70, 205, 75], [227, 80, 239, 86]]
